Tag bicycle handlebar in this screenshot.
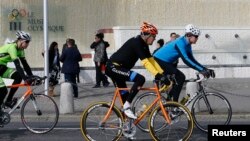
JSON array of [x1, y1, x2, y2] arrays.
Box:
[[185, 72, 207, 83], [195, 72, 206, 82], [154, 74, 177, 85], [29, 75, 47, 86], [154, 74, 176, 92]]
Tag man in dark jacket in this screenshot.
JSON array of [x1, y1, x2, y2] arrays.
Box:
[[60, 39, 82, 97]]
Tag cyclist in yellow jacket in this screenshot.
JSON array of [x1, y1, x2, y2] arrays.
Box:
[[0, 31, 34, 110]]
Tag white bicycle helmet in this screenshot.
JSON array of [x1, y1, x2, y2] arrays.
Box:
[[16, 31, 31, 41], [185, 24, 200, 36]]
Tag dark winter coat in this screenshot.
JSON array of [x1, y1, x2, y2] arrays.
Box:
[[60, 47, 82, 74]]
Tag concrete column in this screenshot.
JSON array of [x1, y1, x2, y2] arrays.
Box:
[[59, 73, 65, 83], [60, 82, 74, 114]]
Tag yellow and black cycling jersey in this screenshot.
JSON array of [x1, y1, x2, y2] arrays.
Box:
[[109, 35, 162, 76]]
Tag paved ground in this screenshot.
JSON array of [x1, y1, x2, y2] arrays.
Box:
[[9, 78, 250, 122], [53, 78, 250, 120]]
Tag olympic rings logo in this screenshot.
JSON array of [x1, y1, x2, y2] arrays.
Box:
[[8, 9, 27, 21]]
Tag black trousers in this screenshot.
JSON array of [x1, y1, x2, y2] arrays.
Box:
[[64, 73, 78, 98], [94, 62, 109, 86], [0, 65, 22, 106], [154, 58, 185, 102]]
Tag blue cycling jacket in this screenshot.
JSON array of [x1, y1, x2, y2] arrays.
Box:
[[153, 36, 205, 71]]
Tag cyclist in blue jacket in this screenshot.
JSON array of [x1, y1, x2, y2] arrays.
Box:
[[153, 24, 215, 102]]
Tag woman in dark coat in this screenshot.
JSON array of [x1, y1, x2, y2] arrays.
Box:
[[42, 41, 61, 97]]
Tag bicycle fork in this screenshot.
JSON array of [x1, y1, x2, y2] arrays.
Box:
[[30, 95, 42, 116], [201, 91, 214, 114]]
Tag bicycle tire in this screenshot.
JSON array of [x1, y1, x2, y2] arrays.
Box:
[[132, 92, 167, 132], [80, 102, 124, 141], [21, 94, 59, 134], [149, 101, 194, 141], [191, 92, 232, 132]]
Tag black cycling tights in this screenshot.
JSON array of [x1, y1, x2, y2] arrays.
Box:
[[0, 87, 8, 106], [126, 74, 145, 103], [6, 71, 22, 102]]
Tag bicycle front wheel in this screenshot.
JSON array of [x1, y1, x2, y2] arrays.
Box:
[[149, 101, 194, 141], [21, 94, 59, 134], [80, 102, 124, 141], [192, 92, 232, 132]]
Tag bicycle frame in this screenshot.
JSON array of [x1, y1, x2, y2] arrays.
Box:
[[0, 76, 60, 134], [101, 82, 172, 125], [184, 78, 214, 114], [6, 83, 33, 115]]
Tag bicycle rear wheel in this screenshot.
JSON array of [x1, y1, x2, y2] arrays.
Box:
[[192, 92, 232, 132], [149, 102, 194, 141], [132, 92, 162, 132], [21, 94, 59, 134], [80, 102, 124, 141]]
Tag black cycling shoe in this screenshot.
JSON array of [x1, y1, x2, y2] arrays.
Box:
[[92, 85, 101, 88], [5, 98, 19, 109]]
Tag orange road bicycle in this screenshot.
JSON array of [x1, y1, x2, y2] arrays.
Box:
[[133, 72, 232, 133], [80, 80, 194, 141], [0, 76, 59, 134]]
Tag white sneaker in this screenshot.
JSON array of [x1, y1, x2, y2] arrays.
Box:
[[124, 108, 137, 119]]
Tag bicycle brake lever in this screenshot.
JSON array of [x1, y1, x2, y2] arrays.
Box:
[[196, 73, 206, 82]]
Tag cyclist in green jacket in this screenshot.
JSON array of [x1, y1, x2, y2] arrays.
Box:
[[0, 31, 34, 110]]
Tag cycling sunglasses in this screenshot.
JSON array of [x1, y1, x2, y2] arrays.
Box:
[[150, 35, 156, 39], [193, 35, 199, 38]]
